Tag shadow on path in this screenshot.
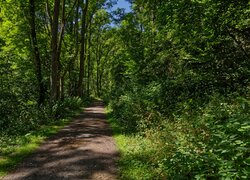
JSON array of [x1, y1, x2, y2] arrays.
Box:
[[2, 101, 119, 180]]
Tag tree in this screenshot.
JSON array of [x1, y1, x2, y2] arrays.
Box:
[[51, 0, 61, 101], [29, 0, 45, 105], [77, 0, 89, 97]]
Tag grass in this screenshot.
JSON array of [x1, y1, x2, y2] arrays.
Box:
[[0, 107, 84, 177], [106, 107, 161, 180]]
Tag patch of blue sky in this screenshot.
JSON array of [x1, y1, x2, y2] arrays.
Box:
[[114, 0, 131, 13]]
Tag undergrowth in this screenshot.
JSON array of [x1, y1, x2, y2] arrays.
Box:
[[107, 107, 160, 180], [0, 97, 88, 177], [107, 91, 250, 179]]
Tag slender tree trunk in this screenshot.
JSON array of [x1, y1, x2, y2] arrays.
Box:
[[96, 43, 100, 97], [87, 30, 92, 97], [60, 76, 64, 100], [72, 0, 80, 96], [29, 0, 45, 105], [86, 13, 94, 97], [77, 0, 89, 97], [95, 31, 102, 97], [99, 69, 103, 96], [75, 0, 79, 53], [57, 0, 66, 99], [51, 0, 60, 101], [46, 0, 53, 28], [65, 0, 80, 96]]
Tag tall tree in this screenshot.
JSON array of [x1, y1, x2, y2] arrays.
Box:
[[77, 0, 89, 97], [51, 0, 61, 101], [58, 0, 66, 99], [29, 0, 45, 105]]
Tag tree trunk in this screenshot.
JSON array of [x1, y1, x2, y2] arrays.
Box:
[[46, 0, 53, 29], [87, 30, 92, 97], [51, 0, 61, 102], [96, 43, 100, 97], [77, 0, 89, 97], [66, 0, 80, 96], [60, 76, 64, 100], [86, 13, 94, 97], [29, 0, 45, 105], [58, 0, 66, 99], [72, 0, 79, 96]]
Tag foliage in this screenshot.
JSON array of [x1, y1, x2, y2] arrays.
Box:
[[0, 96, 84, 176], [107, 107, 159, 180], [0, 0, 109, 152], [108, 93, 250, 179], [103, 0, 250, 179], [0, 0, 250, 178]]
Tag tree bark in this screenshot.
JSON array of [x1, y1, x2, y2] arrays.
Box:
[[51, 0, 61, 101], [72, 0, 80, 96], [77, 0, 89, 97], [46, 0, 53, 29], [86, 13, 94, 97], [59, 0, 79, 96], [57, 0, 66, 99], [96, 40, 100, 97], [29, 0, 45, 105], [87, 28, 92, 97]]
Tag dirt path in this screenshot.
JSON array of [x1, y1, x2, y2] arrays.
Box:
[[2, 101, 119, 180]]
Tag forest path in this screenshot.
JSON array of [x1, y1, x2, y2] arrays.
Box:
[[2, 101, 119, 180]]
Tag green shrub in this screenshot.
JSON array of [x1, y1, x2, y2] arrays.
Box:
[[142, 94, 250, 179], [110, 90, 250, 179]]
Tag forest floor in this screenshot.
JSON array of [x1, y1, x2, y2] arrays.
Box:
[[1, 101, 119, 180]]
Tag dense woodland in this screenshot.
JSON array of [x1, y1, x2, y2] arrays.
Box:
[[0, 0, 249, 179]]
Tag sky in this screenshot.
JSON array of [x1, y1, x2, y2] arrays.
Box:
[[112, 0, 131, 13]]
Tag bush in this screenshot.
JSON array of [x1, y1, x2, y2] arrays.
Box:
[[0, 97, 84, 136], [109, 89, 250, 179], [51, 97, 83, 119], [142, 94, 250, 179]]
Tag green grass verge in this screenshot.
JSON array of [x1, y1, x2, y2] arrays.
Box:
[[106, 107, 161, 180], [0, 108, 83, 177]]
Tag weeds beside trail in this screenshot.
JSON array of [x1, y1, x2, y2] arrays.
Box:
[[0, 97, 86, 177], [107, 107, 160, 179], [107, 93, 250, 179]]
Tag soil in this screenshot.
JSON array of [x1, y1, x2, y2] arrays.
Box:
[[2, 101, 119, 180]]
